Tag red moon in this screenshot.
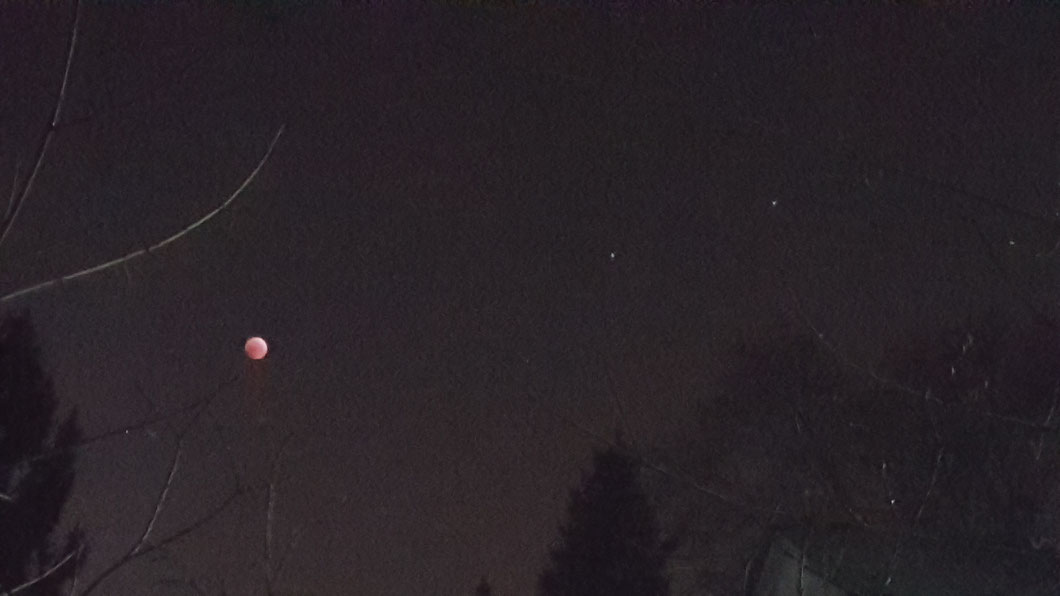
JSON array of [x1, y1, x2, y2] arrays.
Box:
[[245, 336, 268, 360]]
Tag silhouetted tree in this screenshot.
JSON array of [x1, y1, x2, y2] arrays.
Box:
[[538, 439, 672, 596], [664, 312, 1060, 592], [475, 575, 492, 596], [0, 0, 282, 591], [0, 312, 83, 594]]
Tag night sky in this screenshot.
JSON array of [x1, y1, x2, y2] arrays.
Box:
[[1, 3, 1057, 594]]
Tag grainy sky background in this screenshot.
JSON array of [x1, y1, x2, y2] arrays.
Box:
[[1, 3, 1057, 594]]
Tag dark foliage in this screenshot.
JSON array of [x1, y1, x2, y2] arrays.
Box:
[[681, 313, 1060, 592], [539, 440, 672, 596], [0, 312, 83, 594]]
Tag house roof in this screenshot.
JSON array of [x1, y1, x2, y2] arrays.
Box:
[[755, 524, 1059, 596]]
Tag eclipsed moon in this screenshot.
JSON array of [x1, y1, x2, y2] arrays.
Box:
[[244, 336, 268, 360]]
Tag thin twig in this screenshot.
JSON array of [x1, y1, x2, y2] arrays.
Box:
[[132, 439, 184, 556], [264, 432, 293, 590], [880, 448, 943, 592], [913, 448, 944, 529], [265, 478, 278, 579], [65, 543, 83, 596], [0, 0, 82, 254], [73, 372, 236, 595], [5, 158, 20, 221], [272, 521, 307, 587], [80, 487, 245, 596], [7, 371, 238, 472], [787, 288, 922, 399], [3, 548, 76, 595], [271, 451, 335, 588], [789, 287, 1055, 433], [1035, 383, 1060, 460], [797, 530, 808, 596], [0, 125, 285, 304]]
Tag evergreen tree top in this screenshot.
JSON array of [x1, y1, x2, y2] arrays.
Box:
[[538, 444, 672, 596]]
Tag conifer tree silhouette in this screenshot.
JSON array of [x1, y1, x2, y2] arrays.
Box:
[[0, 312, 83, 594], [539, 438, 672, 596]]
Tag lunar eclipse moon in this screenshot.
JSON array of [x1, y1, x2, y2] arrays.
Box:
[[244, 336, 268, 360]]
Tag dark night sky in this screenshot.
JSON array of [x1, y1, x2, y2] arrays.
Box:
[[1, 3, 1057, 594]]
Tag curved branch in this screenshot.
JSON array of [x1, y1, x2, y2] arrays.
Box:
[[131, 439, 185, 557], [2, 548, 77, 595], [0, 125, 285, 304], [6, 159, 21, 223], [79, 487, 245, 596], [8, 370, 239, 473], [264, 432, 294, 592], [0, 0, 82, 253]]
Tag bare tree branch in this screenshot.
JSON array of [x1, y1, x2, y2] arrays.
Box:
[[132, 439, 184, 557], [9, 371, 238, 473], [788, 287, 1060, 434], [1034, 383, 1059, 460], [263, 432, 293, 593], [0, 0, 82, 254], [64, 544, 82, 596], [5, 158, 20, 222], [912, 448, 944, 530], [2, 547, 77, 595], [271, 521, 307, 590], [81, 396, 212, 593], [80, 486, 245, 596], [0, 124, 285, 304], [264, 474, 277, 580], [268, 442, 339, 592], [74, 363, 253, 595], [797, 530, 809, 596], [0, 6, 285, 596], [787, 287, 924, 400], [881, 448, 944, 592], [2, 370, 238, 595]]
